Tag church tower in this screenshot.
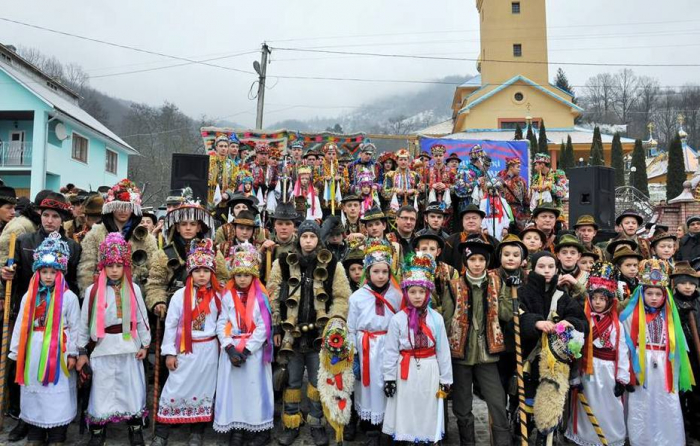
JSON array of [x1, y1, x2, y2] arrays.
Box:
[[477, 0, 549, 85]]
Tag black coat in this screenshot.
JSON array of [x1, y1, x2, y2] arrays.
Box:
[[518, 270, 587, 359], [676, 233, 700, 263], [442, 231, 499, 272], [10, 227, 81, 314]]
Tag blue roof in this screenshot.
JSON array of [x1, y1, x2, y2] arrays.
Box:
[[458, 74, 584, 114], [459, 75, 482, 88]]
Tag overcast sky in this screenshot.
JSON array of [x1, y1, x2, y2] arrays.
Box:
[[2, 0, 700, 127]]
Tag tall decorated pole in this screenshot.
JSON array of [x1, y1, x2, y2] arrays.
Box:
[[0, 233, 16, 429]]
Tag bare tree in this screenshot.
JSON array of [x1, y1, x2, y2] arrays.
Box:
[[387, 115, 412, 134], [632, 76, 660, 136], [584, 72, 616, 123], [653, 91, 679, 147], [63, 63, 89, 92], [678, 85, 700, 149], [612, 69, 638, 126]]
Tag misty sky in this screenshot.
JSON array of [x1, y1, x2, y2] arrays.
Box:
[[2, 0, 699, 128]]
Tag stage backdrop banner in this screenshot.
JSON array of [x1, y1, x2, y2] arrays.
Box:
[[418, 137, 530, 187]]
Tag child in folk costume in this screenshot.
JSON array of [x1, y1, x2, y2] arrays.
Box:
[[347, 238, 403, 446], [670, 261, 700, 439], [78, 233, 151, 446], [9, 232, 81, 445], [612, 246, 642, 308], [621, 259, 695, 446], [214, 243, 274, 446], [152, 239, 222, 446], [565, 262, 631, 446], [293, 165, 322, 221], [354, 170, 381, 218], [382, 252, 452, 443]]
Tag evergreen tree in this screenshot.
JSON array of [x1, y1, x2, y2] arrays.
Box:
[[560, 135, 575, 174], [554, 68, 576, 103], [589, 126, 605, 166], [630, 139, 649, 197], [514, 123, 523, 140], [611, 132, 625, 187], [667, 133, 686, 200], [538, 121, 549, 155], [527, 124, 538, 162]]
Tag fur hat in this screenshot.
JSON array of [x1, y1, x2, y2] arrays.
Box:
[[363, 238, 393, 270], [98, 232, 131, 270], [32, 232, 70, 273], [186, 238, 217, 275], [401, 251, 436, 291], [103, 179, 142, 216], [83, 193, 105, 217], [227, 242, 260, 277]]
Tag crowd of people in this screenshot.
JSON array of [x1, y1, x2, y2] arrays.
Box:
[[0, 138, 697, 446]]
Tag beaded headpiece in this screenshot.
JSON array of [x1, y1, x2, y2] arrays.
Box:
[[363, 238, 393, 269], [227, 242, 261, 277], [32, 232, 70, 272], [401, 251, 436, 291], [186, 238, 217, 275], [98, 232, 132, 270], [469, 144, 484, 160], [164, 196, 216, 240]]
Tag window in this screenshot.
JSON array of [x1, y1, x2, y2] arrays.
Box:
[[513, 44, 522, 57], [106, 149, 118, 174], [71, 133, 88, 163], [514, 92, 524, 102], [512, 2, 520, 13]]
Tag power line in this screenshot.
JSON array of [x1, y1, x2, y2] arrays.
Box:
[[271, 46, 700, 68], [0, 17, 257, 75]]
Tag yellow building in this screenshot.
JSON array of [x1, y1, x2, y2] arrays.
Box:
[[418, 0, 636, 164]]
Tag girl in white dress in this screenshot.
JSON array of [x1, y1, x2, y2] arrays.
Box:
[[565, 263, 630, 446], [620, 259, 695, 446], [10, 232, 80, 445], [382, 252, 452, 443], [151, 239, 222, 446], [77, 233, 151, 446], [347, 238, 403, 445], [214, 243, 274, 446]]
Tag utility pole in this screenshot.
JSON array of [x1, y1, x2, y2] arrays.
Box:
[[254, 43, 271, 130]]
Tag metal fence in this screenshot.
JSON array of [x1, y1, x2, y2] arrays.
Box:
[[0, 142, 32, 166]]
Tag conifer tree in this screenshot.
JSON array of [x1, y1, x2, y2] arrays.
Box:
[[667, 133, 685, 200], [514, 123, 523, 140], [630, 138, 649, 197], [589, 126, 605, 166], [538, 121, 549, 155], [611, 132, 625, 187]]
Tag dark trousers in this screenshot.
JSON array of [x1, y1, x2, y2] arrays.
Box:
[[285, 350, 323, 422], [452, 362, 511, 446], [27, 423, 68, 443], [154, 421, 206, 439]]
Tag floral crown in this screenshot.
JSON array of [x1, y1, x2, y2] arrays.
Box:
[[32, 232, 70, 272], [98, 232, 132, 270], [227, 242, 261, 278], [430, 144, 446, 156], [186, 238, 217, 275], [363, 238, 393, 270], [534, 153, 551, 164], [401, 251, 436, 291], [104, 179, 142, 216]]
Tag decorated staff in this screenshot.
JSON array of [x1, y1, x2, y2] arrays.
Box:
[[0, 233, 16, 429]]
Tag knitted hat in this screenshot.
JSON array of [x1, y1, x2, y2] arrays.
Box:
[[103, 179, 142, 216], [363, 238, 393, 270], [638, 259, 671, 288], [534, 153, 551, 164], [587, 262, 618, 297], [164, 198, 216, 239], [401, 251, 436, 291], [298, 219, 321, 238], [686, 215, 700, 226], [573, 214, 599, 230], [186, 238, 217, 275], [430, 144, 446, 156], [98, 232, 132, 270], [227, 242, 261, 277], [32, 232, 70, 272]]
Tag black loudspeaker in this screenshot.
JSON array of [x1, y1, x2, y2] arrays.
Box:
[[171, 154, 209, 203], [567, 166, 616, 231]]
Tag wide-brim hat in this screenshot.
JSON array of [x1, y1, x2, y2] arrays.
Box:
[[446, 153, 461, 163], [424, 201, 445, 215], [519, 225, 547, 243], [412, 230, 445, 251], [37, 192, 72, 219], [459, 203, 486, 219], [645, 222, 669, 233], [361, 206, 387, 222], [532, 202, 561, 219], [615, 209, 643, 226], [83, 193, 105, 217], [573, 214, 599, 230], [494, 234, 528, 268], [649, 231, 677, 247], [671, 260, 698, 278], [606, 237, 639, 256], [580, 249, 600, 261], [555, 234, 584, 253], [232, 210, 259, 228], [227, 193, 258, 212], [343, 246, 365, 268], [458, 237, 494, 260], [611, 246, 643, 264], [271, 202, 298, 221], [0, 185, 17, 206]]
